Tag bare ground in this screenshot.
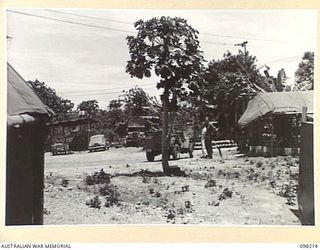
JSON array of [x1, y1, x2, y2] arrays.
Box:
[[43, 147, 300, 225]]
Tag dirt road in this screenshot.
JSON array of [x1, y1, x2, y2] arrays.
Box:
[[44, 147, 300, 225]]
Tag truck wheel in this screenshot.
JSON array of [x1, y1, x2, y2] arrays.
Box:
[[188, 143, 194, 158], [146, 151, 155, 162], [167, 151, 171, 160], [172, 144, 180, 160]]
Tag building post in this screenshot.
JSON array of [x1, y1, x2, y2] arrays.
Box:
[[270, 116, 274, 158], [302, 107, 307, 122]]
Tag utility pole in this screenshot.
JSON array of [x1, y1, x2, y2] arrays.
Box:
[[235, 41, 248, 63], [233, 41, 249, 142]]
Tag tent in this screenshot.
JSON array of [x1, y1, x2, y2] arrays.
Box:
[[8, 63, 52, 117], [238, 91, 313, 127], [6, 63, 51, 225]]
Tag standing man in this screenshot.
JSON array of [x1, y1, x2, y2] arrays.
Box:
[[204, 116, 224, 160], [204, 117, 214, 159], [201, 122, 207, 158]]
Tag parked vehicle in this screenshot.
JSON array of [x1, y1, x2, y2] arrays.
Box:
[[88, 134, 108, 152], [51, 143, 72, 155], [126, 130, 145, 147], [144, 125, 194, 162]]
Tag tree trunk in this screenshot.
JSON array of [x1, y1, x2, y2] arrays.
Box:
[[161, 85, 170, 173]]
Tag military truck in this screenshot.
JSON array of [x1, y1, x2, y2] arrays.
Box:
[[125, 129, 144, 147], [144, 124, 194, 162], [125, 116, 160, 147]]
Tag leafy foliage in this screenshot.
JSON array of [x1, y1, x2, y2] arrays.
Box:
[[86, 195, 102, 209], [122, 86, 157, 118], [126, 16, 205, 106], [77, 99, 99, 116], [218, 188, 233, 200], [126, 17, 204, 83], [200, 51, 270, 136], [85, 169, 111, 186], [103, 185, 121, 207], [28, 79, 74, 120], [61, 179, 69, 187], [294, 51, 314, 90], [203, 51, 269, 103]]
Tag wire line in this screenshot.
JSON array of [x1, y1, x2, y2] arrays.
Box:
[[60, 83, 155, 94], [8, 9, 307, 46], [202, 32, 304, 44], [45, 9, 133, 25], [62, 86, 158, 97], [258, 55, 302, 66], [7, 10, 136, 34], [45, 10, 308, 45]]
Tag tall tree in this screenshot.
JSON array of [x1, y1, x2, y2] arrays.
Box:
[[202, 51, 269, 137], [28, 79, 74, 120], [294, 51, 314, 90], [126, 16, 204, 173], [107, 99, 126, 127], [122, 86, 153, 118], [77, 100, 99, 117]]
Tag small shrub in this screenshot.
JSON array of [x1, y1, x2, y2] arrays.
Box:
[[208, 201, 219, 206], [269, 180, 276, 188], [233, 172, 240, 178], [279, 182, 297, 205], [166, 210, 176, 223], [85, 169, 111, 186], [260, 175, 267, 182], [205, 179, 216, 188], [218, 169, 226, 177], [181, 185, 189, 192], [177, 208, 184, 215], [104, 186, 121, 207], [256, 161, 263, 168], [99, 184, 110, 196], [248, 172, 259, 181], [61, 179, 69, 187], [184, 200, 191, 209], [218, 188, 233, 200], [154, 192, 161, 198], [43, 208, 50, 215], [142, 176, 151, 183], [86, 196, 101, 209]]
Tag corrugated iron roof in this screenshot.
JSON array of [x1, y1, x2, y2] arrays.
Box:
[[238, 90, 313, 127]]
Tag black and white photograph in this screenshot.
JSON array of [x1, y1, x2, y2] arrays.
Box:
[[5, 9, 316, 226]]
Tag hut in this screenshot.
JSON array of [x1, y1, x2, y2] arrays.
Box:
[[238, 91, 313, 156], [6, 63, 52, 225], [47, 116, 98, 151]]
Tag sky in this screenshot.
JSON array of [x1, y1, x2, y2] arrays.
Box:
[[6, 9, 318, 109]]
